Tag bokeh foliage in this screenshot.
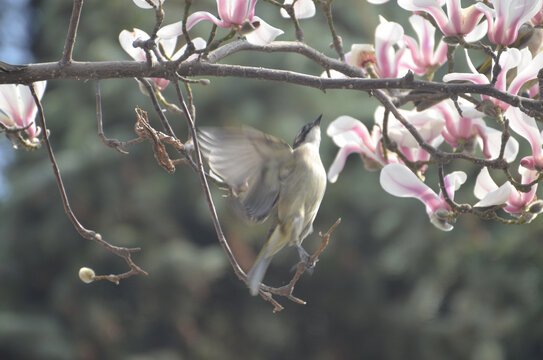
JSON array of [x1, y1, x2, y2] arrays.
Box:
[[1, 1, 543, 359]]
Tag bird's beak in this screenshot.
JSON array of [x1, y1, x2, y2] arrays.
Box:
[[313, 114, 323, 127]]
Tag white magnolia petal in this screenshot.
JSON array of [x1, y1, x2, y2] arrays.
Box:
[[171, 37, 207, 60], [159, 37, 178, 58], [474, 182, 512, 207], [327, 144, 362, 183], [157, 20, 184, 40], [244, 17, 283, 45], [506, 106, 543, 165], [0, 84, 19, 119], [330, 130, 364, 148], [441, 170, 467, 202], [474, 167, 499, 200], [327, 115, 365, 137], [464, 19, 488, 43], [280, 0, 316, 19], [320, 69, 348, 79], [119, 29, 149, 61], [485, 126, 519, 162], [133, 0, 163, 9], [380, 163, 433, 198]]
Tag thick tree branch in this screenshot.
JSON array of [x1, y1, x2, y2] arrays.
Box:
[[1, 57, 541, 116]]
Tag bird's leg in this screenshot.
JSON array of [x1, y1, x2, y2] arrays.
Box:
[[295, 244, 316, 274]]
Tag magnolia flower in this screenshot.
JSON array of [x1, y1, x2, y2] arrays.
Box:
[[474, 166, 538, 217], [475, 0, 543, 45], [0, 81, 46, 144], [402, 14, 448, 76], [327, 115, 392, 182], [380, 163, 467, 231], [398, 0, 487, 42], [119, 28, 206, 90], [323, 17, 408, 79], [346, 44, 377, 70], [443, 48, 543, 111], [157, 0, 283, 46], [434, 99, 518, 162], [505, 106, 543, 170], [374, 16, 409, 78], [280, 0, 315, 20]]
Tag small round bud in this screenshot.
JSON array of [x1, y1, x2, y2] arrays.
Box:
[[198, 79, 211, 86], [79, 267, 96, 284], [528, 200, 543, 214]]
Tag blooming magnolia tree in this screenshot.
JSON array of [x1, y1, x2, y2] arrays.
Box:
[[1, 0, 543, 311]]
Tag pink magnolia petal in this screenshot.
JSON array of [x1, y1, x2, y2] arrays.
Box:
[[280, 0, 316, 19], [328, 144, 363, 183], [479, 0, 543, 45], [244, 16, 283, 45], [375, 17, 404, 78], [506, 106, 543, 168], [327, 115, 373, 146], [0, 82, 46, 139], [509, 48, 543, 96], [23, 82, 46, 137], [380, 163, 442, 214], [220, 0, 251, 25], [442, 170, 467, 200]]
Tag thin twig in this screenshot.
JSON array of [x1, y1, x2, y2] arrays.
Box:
[[60, 0, 84, 64], [318, 0, 344, 61], [95, 80, 141, 154], [29, 82, 147, 283]]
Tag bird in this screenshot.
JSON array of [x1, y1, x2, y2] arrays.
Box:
[[197, 115, 327, 295]]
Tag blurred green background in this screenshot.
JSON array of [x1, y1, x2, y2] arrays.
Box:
[[1, 1, 543, 359]]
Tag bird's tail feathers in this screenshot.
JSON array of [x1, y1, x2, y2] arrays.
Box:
[[247, 225, 286, 296], [247, 254, 273, 296]]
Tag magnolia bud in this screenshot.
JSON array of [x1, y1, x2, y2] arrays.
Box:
[[528, 200, 543, 214], [79, 267, 96, 284]]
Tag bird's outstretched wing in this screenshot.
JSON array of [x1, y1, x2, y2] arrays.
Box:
[[198, 126, 293, 222]]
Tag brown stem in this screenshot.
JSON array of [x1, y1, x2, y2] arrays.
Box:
[[95, 80, 141, 154], [29, 82, 147, 281], [60, 0, 84, 64]]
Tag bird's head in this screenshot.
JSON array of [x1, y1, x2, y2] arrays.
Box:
[[292, 115, 322, 149]]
